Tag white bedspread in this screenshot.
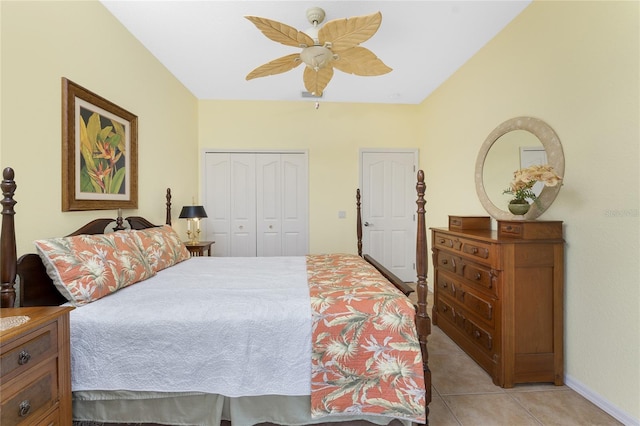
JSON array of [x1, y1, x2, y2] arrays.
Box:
[[69, 256, 312, 397]]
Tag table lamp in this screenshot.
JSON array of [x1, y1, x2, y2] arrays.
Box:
[[179, 205, 208, 243]]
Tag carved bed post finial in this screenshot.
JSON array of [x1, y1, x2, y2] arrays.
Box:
[[1, 167, 18, 308], [356, 189, 362, 257], [114, 208, 125, 231], [166, 188, 172, 225], [415, 169, 432, 418]]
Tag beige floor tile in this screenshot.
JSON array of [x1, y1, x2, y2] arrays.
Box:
[[443, 393, 540, 426], [510, 390, 623, 426], [427, 390, 461, 426], [431, 352, 503, 395], [427, 326, 466, 356]]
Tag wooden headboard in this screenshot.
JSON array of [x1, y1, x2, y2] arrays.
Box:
[[0, 166, 172, 308]]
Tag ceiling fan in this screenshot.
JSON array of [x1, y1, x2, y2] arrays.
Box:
[[245, 7, 392, 97]]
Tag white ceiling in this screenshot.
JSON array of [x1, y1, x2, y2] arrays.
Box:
[[100, 1, 531, 105]]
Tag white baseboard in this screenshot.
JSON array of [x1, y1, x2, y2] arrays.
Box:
[[565, 374, 639, 426]]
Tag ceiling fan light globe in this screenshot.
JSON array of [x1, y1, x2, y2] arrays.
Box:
[[300, 45, 333, 71]]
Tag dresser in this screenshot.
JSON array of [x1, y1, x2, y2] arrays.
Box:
[[431, 217, 564, 387], [1, 306, 73, 425]]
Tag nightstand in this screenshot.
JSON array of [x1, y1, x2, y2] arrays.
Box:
[[184, 240, 214, 257], [1, 306, 74, 425]]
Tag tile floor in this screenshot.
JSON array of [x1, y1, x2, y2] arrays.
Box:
[[417, 291, 622, 426]]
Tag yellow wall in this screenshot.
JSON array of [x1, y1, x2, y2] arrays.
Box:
[[417, 0, 639, 421], [198, 100, 419, 254], [1, 0, 638, 423], [0, 0, 199, 254]]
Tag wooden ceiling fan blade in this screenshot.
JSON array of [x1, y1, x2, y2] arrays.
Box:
[[332, 46, 392, 76], [318, 12, 382, 51], [246, 54, 302, 80], [245, 16, 314, 48], [303, 66, 334, 97]]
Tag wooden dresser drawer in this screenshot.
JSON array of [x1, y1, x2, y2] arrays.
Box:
[[1, 359, 58, 426], [497, 220, 563, 240], [435, 271, 458, 299], [460, 259, 496, 295], [435, 251, 497, 296], [433, 231, 494, 265], [37, 408, 60, 426], [457, 312, 493, 352], [434, 251, 458, 274], [1, 322, 58, 382], [1, 306, 73, 426], [434, 298, 457, 324], [434, 298, 494, 354], [449, 284, 495, 326]]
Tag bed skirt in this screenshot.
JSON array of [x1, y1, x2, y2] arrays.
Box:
[[72, 391, 411, 426]]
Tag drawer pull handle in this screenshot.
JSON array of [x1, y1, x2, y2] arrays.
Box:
[[18, 350, 31, 365], [441, 259, 448, 265], [19, 400, 31, 417], [506, 226, 513, 231], [475, 273, 481, 280], [442, 282, 447, 288], [474, 330, 481, 339], [471, 247, 478, 254]]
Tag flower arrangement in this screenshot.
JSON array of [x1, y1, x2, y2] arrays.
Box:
[[503, 164, 562, 205]]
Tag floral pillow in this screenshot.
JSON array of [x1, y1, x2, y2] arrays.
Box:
[[35, 232, 155, 306], [128, 225, 190, 272]]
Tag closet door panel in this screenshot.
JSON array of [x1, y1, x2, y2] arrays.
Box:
[[204, 153, 231, 256], [230, 154, 257, 256], [256, 154, 282, 256], [281, 154, 308, 256]]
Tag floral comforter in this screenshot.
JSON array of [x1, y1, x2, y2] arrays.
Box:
[[306, 254, 426, 423]]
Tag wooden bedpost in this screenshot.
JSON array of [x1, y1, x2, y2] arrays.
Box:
[[415, 170, 431, 421], [1, 167, 17, 308], [356, 189, 362, 257], [166, 188, 172, 225]]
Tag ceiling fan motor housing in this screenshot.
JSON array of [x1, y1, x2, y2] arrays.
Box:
[[306, 7, 326, 25]]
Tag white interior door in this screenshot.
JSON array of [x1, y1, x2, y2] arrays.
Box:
[[360, 150, 417, 282]]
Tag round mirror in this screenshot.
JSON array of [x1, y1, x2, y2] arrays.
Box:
[[475, 117, 565, 220]]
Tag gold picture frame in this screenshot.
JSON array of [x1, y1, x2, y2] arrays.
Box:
[[62, 78, 138, 211]]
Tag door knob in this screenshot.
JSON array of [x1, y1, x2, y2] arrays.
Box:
[[364, 222, 372, 227]]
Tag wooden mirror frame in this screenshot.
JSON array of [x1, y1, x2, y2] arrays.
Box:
[[475, 116, 565, 220]]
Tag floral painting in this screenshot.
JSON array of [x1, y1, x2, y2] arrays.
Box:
[[62, 78, 138, 211], [78, 106, 127, 195]]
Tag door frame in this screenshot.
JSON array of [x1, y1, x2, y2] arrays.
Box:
[[358, 148, 419, 280]]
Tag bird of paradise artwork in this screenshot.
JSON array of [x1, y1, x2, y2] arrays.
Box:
[[79, 107, 127, 195]]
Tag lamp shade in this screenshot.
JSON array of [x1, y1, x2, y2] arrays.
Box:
[[179, 205, 208, 219]]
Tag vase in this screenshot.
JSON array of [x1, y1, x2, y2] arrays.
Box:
[[508, 201, 531, 216]]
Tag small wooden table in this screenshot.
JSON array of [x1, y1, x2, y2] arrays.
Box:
[[184, 240, 215, 257]]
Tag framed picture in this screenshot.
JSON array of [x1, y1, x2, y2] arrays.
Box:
[[62, 78, 138, 211]]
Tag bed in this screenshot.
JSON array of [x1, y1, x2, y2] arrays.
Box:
[[0, 166, 431, 426]]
